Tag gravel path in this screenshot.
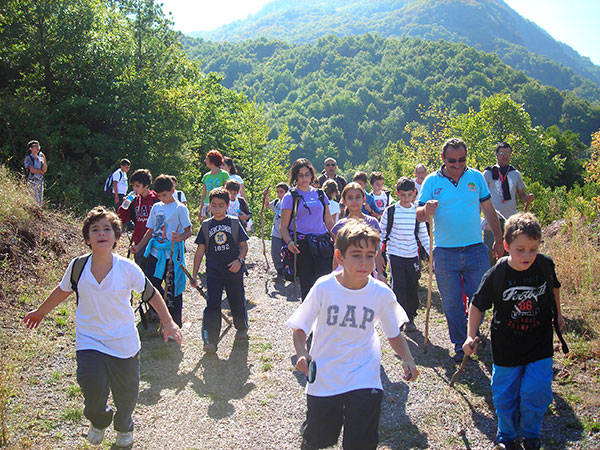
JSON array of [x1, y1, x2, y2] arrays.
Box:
[[9, 237, 599, 449]]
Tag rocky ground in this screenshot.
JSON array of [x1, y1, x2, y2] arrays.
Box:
[[7, 236, 599, 449]]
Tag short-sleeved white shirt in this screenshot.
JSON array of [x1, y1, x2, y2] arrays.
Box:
[[112, 168, 128, 195], [145, 201, 192, 257], [483, 168, 526, 219], [59, 254, 146, 358], [286, 273, 408, 396]]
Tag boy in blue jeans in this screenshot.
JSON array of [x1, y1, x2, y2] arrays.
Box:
[[24, 207, 182, 447], [191, 187, 249, 354], [463, 213, 566, 450], [287, 219, 418, 450]]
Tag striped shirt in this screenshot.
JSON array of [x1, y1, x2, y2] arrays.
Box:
[[380, 203, 430, 258]]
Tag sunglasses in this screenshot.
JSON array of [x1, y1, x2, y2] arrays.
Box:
[[446, 157, 466, 164]]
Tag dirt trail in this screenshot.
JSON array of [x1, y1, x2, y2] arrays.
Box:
[[10, 237, 597, 449]]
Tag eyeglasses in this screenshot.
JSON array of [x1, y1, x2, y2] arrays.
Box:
[[446, 157, 466, 164], [325, 163, 336, 167], [297, 172, 313, 179], [497, 151, 511, 156]]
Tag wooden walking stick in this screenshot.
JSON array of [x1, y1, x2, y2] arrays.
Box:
[[260, 185, 271, 272], [424, 215, 434, 354], [449, 336, 479, 387], [293, 195, 299, 299]]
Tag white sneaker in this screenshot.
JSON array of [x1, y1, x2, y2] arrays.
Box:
[[86, 425, 106, 445], [115, 431, 134, 447]]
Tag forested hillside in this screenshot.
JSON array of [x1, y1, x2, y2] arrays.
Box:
[[0, 1, 291, 211], [184, 34, 600, 172], [188, 0, 600, 102]]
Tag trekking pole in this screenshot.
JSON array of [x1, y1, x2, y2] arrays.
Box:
[[293, 196, 299, 299], [178, 263, 233, 327], [260, 185, 271, 272], [449, 336, 479, 387], [126, 231, 134, 259], [424, 215, 434, 354]]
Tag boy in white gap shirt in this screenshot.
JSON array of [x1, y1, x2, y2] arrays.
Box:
[[24, 207, 182, 448], [287, 219, 418, 450]]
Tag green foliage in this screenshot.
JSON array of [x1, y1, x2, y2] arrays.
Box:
[[184, 34, 599, 171], [0, 0, 273, 212], [187, 0, 600, 101]]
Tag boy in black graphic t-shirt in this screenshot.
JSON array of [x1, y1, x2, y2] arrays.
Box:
[[191, 188, 249, 354], [463, 213, 564, 450]]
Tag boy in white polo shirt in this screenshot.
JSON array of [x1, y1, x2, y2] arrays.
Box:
[[24, 207, 182, 448], [287, 219, 418, 450]]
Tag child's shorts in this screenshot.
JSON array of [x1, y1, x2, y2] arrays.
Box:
[[302, 388, 383, 450]]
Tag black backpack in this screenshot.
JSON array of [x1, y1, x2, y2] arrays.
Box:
[[103, 169, 123, 197], [492, 255, 569, 354], [69, 254, 155, 305], [289, 188, 327, 222]]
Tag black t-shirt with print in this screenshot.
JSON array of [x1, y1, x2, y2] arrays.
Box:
[[472, 255, 560, 367], [195, 217, 249, 279]]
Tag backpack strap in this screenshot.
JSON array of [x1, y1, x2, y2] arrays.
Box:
[[289, 188, 301, 223], [141, 277, 156, 303], [177, 191, 182, 202], [536, 254, 569, 354], [317, 188, 326, 221], [383, 204, 396, 247], [70, 254, 92, 305]]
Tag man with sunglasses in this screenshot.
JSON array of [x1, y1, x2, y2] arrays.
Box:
[[317, 157, 346, 200], [416, 138, 503, 363]]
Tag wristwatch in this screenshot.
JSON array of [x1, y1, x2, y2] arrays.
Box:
[[238, 257, 245, 264]]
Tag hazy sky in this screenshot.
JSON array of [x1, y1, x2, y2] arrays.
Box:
[[160, 0, 600, 65]]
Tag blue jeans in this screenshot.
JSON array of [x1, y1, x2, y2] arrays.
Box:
[[433, 243, 489, 352], [492, 358, 553, 442]]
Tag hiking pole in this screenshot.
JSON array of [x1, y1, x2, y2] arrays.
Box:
[[178, 263, 233, 327], [260, 185, 271, 272], [449, 336, 479, 387], [424, 215, 434, 354], [293, 195, 299, 299]]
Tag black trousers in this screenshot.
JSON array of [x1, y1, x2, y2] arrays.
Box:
[[297, 238, 333, 300], [76, 350, 139, 432], [301, 388, 383, 450], [202, 275, 247, 345], [390, 254, 421, 319], [146, 255, 182, 327]]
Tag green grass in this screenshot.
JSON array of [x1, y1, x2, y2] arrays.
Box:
[[61, 406, 83, 422], [66, 384, 82, 399]]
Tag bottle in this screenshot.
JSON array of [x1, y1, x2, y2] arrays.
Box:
[[121, 191, 135, 209]]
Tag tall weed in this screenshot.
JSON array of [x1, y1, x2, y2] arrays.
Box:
[[0, 166, 37, 227]]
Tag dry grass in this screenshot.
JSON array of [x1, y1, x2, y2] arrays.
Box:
[[542, 214, 600, 359]]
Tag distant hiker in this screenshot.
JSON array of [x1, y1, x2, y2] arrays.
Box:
[[191, 187, 250, 354], [131, 175, 192, 327], [484, 142, 534, 220], [265, 182, 289, 279], [369, 171, 393, 213], [118, 169, 159, 272], [317, 157, 346, 199], [414, 163, 427, 196], [416, 137, 503, 362], [200, 150, 229, 220], [170, 176, 187, 206], [331, 182, 385, 278], [321, 179, 340, 223], [223, 156, 247, 199], [225, 179, 252, 229], [24, 206, 182, 448], [24, 140, 47, 206], [379, 177, 430, 333], [279, 158, 335, 300], [483, 142, 535, 263], [352, 171, 381, 219], [286, 220, 418, 450], [463, 213, 565, 450], [111, 159, 131, 207]]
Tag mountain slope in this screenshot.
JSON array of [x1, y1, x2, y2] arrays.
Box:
[[189, 0, 600, 102]]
